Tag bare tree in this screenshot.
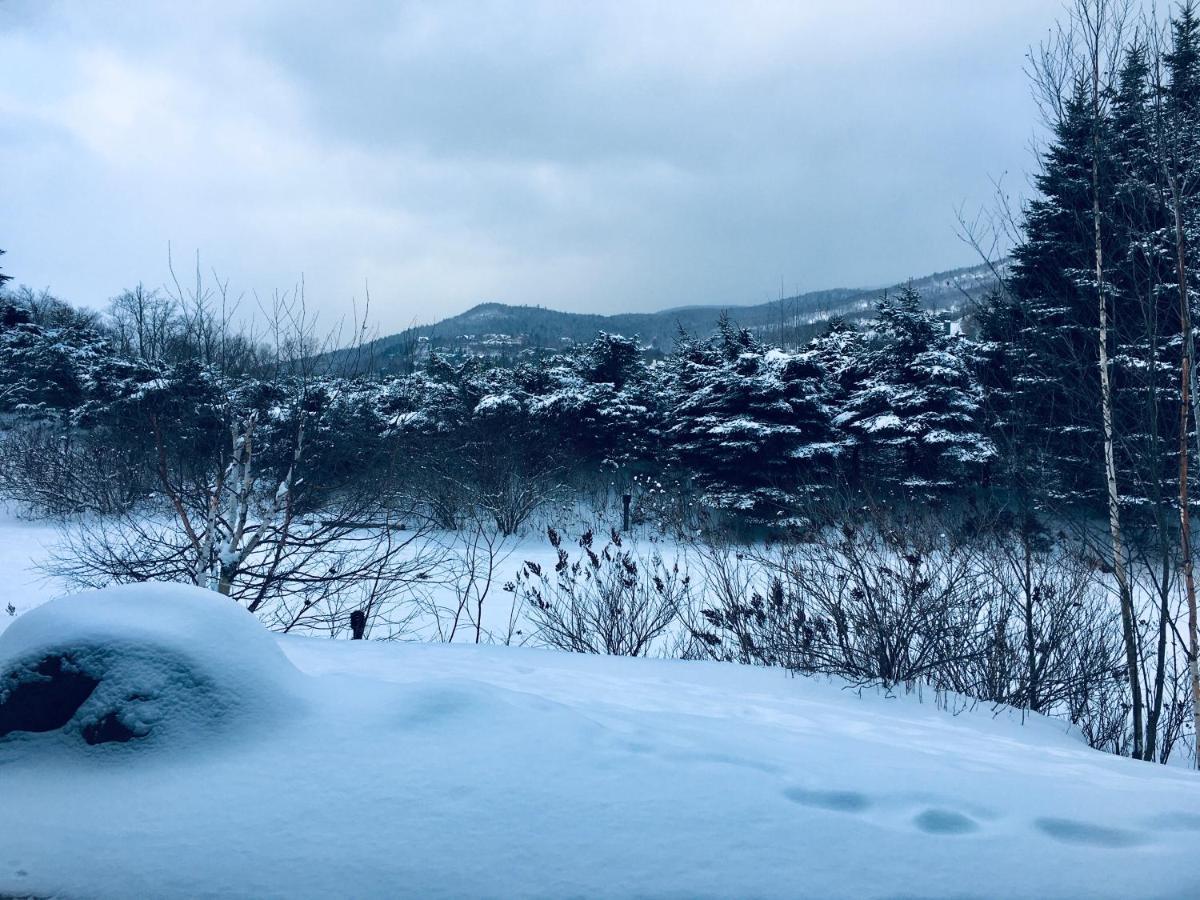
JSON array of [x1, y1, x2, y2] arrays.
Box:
[[164, 247, 264, 375], [107, 284, 178, 363], [47, 263, 445, 636], [49, 413, 442, 636], [418, 508, 516, 643], [145, 408, 301, 597]]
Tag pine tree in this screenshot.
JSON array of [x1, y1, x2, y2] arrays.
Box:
[[993, 79, 1110, 506], [0, 297, 109, 416], [0, 249, 10, 291], [835, 288, 993, 496], [1108, 40, 1177, 496], [1103, 41, 1187, 762], [526, 334, 662, 476], [668, 316, 837, 522]]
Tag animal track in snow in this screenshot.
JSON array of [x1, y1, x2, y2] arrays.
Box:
[[782, 785, 1161, 853], [1033, 817, 1144, 848], [913, 808, 979, 835], [782, 786, 873, 813]]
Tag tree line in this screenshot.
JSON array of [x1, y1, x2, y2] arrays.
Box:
[[0, 278, 991, 527]]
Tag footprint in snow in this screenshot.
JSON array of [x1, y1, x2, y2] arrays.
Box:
[[912, 808, 979, 835], [783, 786, 873, 813], [783, 787, 990, 839], [671, 750, 782, 774], [1034, 817, 1144, 848]]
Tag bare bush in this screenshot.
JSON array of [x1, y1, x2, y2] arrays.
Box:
[[48, 406, 443, 637], [419, 442, 563, 536], [969, 530, 1125, 715], [688, 503, 1148, 755], [693, 514, 987, 688], [512, 528, 688, 656], [0, 424, 149, 516], [418, 510, 518, 643]]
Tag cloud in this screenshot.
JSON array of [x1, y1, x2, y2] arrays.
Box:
[[0, 0, 1048, 332]]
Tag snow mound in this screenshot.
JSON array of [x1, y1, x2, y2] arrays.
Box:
[[0, 582, 301, 747]]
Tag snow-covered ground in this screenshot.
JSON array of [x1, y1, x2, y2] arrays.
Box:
[[0, 511, 62, 634], [2, 580, 1199, 899], [0, 508, 550, 641], [0, 507, 690, 645]]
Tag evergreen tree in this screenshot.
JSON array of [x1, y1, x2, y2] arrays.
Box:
[[579, 332, 642, 389], [983, 79, 1112, 506], [835, 289, 993, 495], [542, 333, 662, 475], [668, 316, 838, 522], [1107, 42, 1182, 533], [0, 299, 109, 416], [1166, 2, 1200, 187]]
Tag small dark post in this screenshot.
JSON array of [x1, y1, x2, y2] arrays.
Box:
[[622, 493, 632, 532], [349, 609, 367, 640]]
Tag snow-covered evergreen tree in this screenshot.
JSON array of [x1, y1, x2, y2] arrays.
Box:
[[978, 79, 1112, 507], [530, 333, 662, 479], [668, 316, 838, 522], [0, 298, 110, 416], [836, 288, 993, 495]]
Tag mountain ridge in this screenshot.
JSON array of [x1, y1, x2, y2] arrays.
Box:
[[349, 261, 1001, 372]]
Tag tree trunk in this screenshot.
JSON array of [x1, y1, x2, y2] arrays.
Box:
[[1171, 192, 1200, 766], [1023, 531, 1039, 712], [1092, 104, 1145, 759], [1145, 535, 1172, 762]]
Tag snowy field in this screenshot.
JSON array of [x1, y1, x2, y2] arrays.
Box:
[[0, 508, 563, 643], [0, 513, 61, 634], [1, 516, 1199, 899]]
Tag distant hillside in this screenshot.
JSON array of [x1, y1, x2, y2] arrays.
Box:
[[344, 261, 1002, 373]]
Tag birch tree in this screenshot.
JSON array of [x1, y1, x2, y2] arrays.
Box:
[[1053, 0, 1147, 758]]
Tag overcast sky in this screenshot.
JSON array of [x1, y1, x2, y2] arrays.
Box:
[[1, 1, 1054, 332]]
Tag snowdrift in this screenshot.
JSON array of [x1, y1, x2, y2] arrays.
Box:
[[1, 582, 1198, 899], [0, 583, 301, 747]]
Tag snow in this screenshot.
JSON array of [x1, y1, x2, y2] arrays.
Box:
[[474, 392, 521, 415], [859, 412, 903, 433], [0, 583, 302, 747], [0, 511, 61, 634], [2, 582, 1199, 898]]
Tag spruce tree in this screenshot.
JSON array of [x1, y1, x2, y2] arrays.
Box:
[[668, 316, 837, 522], [985, 79, 1113, 508], [835, 288, 993, 496]]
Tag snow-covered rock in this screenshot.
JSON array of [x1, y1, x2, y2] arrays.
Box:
[[0, 582, 301, 747]]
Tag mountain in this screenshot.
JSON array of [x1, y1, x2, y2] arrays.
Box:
[[343, 261, 1002, 372]]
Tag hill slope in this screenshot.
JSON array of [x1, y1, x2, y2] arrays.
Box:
[[351, 261, 1001, 371]]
